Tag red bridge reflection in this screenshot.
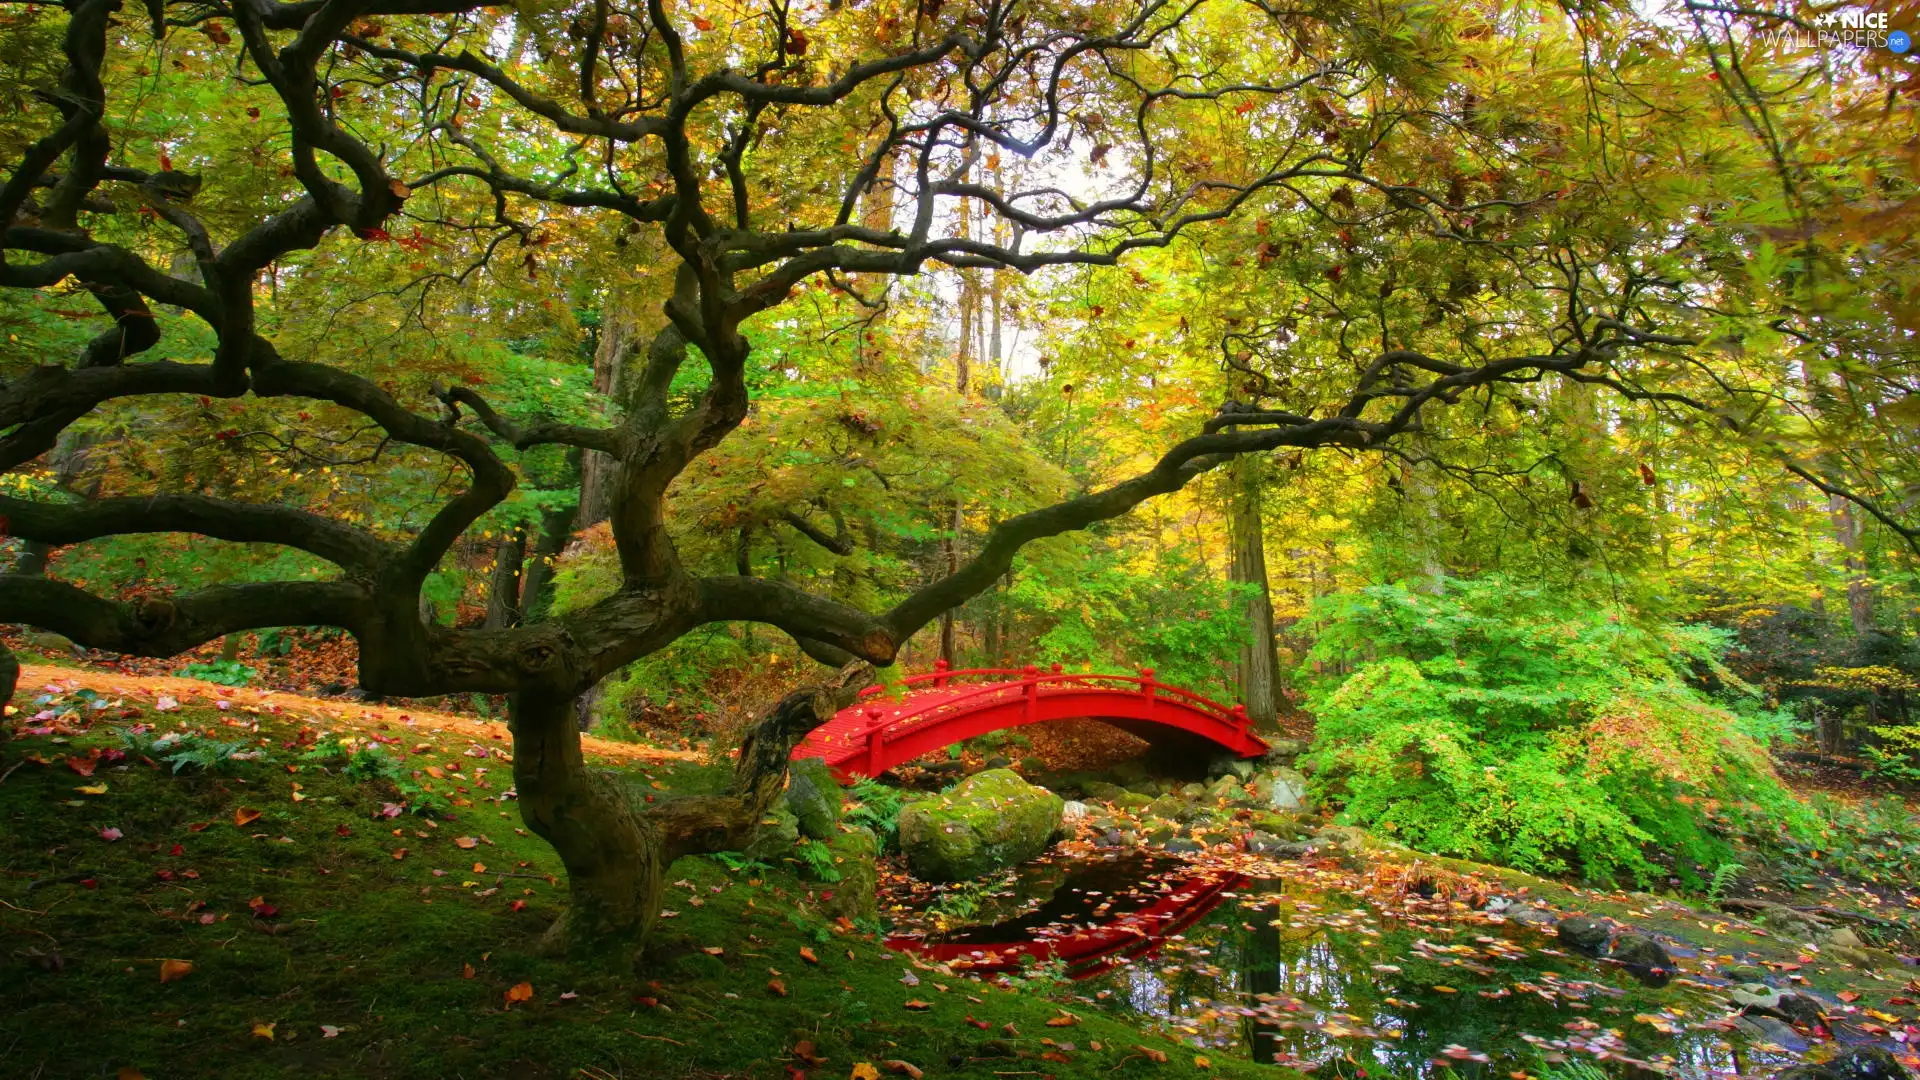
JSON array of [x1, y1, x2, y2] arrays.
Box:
[[886, 862, 1246, 979]]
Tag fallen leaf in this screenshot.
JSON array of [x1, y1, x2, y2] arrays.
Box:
[[883, 1061, 922, 1079], [320, 1025, 341, 1038], [1838, 991, 1862, 1003], [252, 1022, 276, 1040], [703, 946, 725, 956], [99, 826, 123, 842], [1041, 1051, 1072, 1064], [233, 807, 262, 827], [1135, 1045, 1168, 1063], [463, 963, 475, 979], [851, 1065, 880, 1080], [768, 978, 788, 997], [794, 1040, 828, 1066], [454, 836, 478, 849], [1195, 1056, 1212, 1069], [800, 946, 819, 964], [509, 899, 526, 912], [903, 1000, 931, 1010], [117, 1069, 145, 1080], [159, 958, 193, 983], [75, 782, 108, 795], [67, 756, 97, 777], [504, 982, 533, 1008], [392, 848, 407, 860], [156, 695, 179, 712], [965, 1015, 990, 1030], [186, 821, 211, 832], [1047, 1012, 1080, 1027]]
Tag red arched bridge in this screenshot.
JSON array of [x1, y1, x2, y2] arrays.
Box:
[[793, 662, 1268, 782]]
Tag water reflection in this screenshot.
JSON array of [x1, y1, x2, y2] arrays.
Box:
[[887, 854, 1830, 1080]]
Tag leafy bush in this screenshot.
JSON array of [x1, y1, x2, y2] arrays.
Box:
[[176, 659, 258, 687], [1298, 577, 1815, 884]]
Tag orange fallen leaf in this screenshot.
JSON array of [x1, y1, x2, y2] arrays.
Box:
[[1046, 1012, 1080, 1027], [799, 946, 819, 964], [463, 963, 475, 979], [233, 807, 262, 827], [850, 1065, 881, 1080], [473, 863, 487, 873], [768, 978, 788, 997], [794, 1040, 828, 1066], [703, 946, 725, 956], [186, 821, 212, 832], [903, 1000, 931, 1010], [1195, 1056, 1212, 1069], [392, 848, 407, 860], [883, 1061, 922, 1079], [1837, 991, 1861, 1003], [1041, 1051, 1072, 1064], [1135, 1045, 1168, 1063], [159, 958, 193, 983], [504, 982, 534, 1008], [454, 836, 478, 849]]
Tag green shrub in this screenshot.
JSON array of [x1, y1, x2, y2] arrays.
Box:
[[844, 778, 905, 851], [176, 659, 258, 687], [1298, 577, 1815, 884]]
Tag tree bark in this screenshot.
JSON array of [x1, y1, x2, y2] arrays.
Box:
[[509, 662, 872, 967], [1227, 454, 1280, 728], [517, 501, 580, 623], [483, 529, 527, 630]]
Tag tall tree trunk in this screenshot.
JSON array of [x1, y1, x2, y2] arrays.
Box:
[[1228, 454, 1280, 728], [483, 528, 528, 630], [510, 664, 872, 966], [518, 502, 579, 623], [1827, 496, 1874, 635]]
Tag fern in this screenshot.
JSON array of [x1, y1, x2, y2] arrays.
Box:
[[844, 778, 904, 851], [176, 660, 257, 687], [795, 838, 842, 882], [1706, 862, 1745, 902]]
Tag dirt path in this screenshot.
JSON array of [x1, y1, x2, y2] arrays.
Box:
[[13, 662, 702, 766]]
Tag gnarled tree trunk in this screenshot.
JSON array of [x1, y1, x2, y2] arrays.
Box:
[[508, 663, 872, 966]]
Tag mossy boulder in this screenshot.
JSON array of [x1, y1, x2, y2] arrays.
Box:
[[819, 826, 879, 922], [785, 757, 842, 840], [897, 769, 1064, 882], [1145, 794, 1187, 822], [744, 803, 800, 864], [1111, 792, 1155, 813], [1082, 781, 1129, 801]]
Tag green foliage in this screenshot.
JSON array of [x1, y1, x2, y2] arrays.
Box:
[[1864, 723, 1920, 785], [795, 838, 842, 882], [1705, 862, 1745, 903], [131, 731, 267, 775], [1298, 577, 1815, 883], [843, 778, 905, 852], [176, 659, 258, 687]]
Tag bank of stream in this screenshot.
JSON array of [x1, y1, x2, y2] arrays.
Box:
[[882, 847, 1916, 1080]]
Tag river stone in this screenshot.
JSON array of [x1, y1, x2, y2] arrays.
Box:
[[1607, 934, 1674, 987], [1263, 767, 1312, 812], [1735, 1015, 1808, 1053], [1830, 1045, 1911, 1080], [1145, 795, 1186, 822], [1083, 781, 1128, 801], [1145, 823, 1178, 845], [1061, 800, 1092, 824], [744, 803, 800, 863], [897, 769, 1063, 882], [785, 757, 843, 840], [1263, 738, 1309, 762], [1311, 825, 1365, 852], [1206, 774, 1244, 800], [1178, 782, 1208, 799], [1504, 904, 1558, 928], [1207, 755, 1256, 781], [1095, 828, 1127, 849], [1248, 831, 1284, 854], [25, 630, 81, 655], [819, 825, 878, 922], [1112, 792, 1155, 813], [1164, 837, 1205, 854], [1556, 917, 1612, 955]]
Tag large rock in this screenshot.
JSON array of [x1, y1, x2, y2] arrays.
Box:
[[1206, 774, 1244, 800], [1207, 755, 1256, 781], [818, 826, 878, 922], [786, 757, 843, 840], [897, 769, 1063, 882], [1556, 916, 1611, 955], [1829, 1046, 1912, 1080], [1259, 767, 1312, 812], [1607, 933, 1674, 987], [1082, 781, 1129, 802], [744, 803, 800, 863], [1262, 738, 1309, 762], [1111, 792, 1155, 813], [1060, 800, 1093, 826]]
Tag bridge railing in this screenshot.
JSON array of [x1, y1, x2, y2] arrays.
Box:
[[847, 660, 1253, 747]]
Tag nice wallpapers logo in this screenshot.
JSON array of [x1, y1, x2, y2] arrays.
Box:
[[1766, 7, 1912, 53]]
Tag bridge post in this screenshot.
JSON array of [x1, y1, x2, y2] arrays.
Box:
[[1231, 703, 1249, 734], [1139, 667, 1156, 719], [864, 706, 886, 777], [1022, 663, 1039, 723], [932, 658, 950, 689]]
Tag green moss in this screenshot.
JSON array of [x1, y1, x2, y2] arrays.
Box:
[[0, 698, 1255, 1080], [896, 769, 1063, 883]]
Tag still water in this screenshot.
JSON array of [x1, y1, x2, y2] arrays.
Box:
[[887, 851, 1847, 1080]]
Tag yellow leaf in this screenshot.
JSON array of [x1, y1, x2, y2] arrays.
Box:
[[1196, 1056, 1212, 1069], [252, 1022, 276, 1040], [233, 807, 262, 827], [75, 782, 108, 795], [851, 1065, 881, 1080]]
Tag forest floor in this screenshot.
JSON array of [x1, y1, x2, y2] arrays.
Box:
[[3, 666, 1918, 1080]]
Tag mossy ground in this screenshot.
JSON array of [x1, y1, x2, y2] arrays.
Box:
[[0, 679, 1283, 1080]]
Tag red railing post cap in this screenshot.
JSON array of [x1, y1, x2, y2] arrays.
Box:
[[1049, 662, 1063, 673], [934, 658, 949, 671], [865, 706, 884, 721], [1021, 664, 1039, 675], [1138, 667, 1155, 679]]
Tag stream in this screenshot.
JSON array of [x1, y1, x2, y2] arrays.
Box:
[[884, 850, 1876, 1080]]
